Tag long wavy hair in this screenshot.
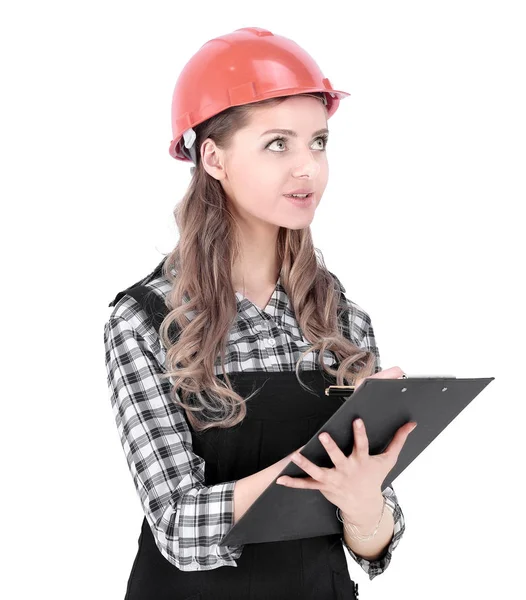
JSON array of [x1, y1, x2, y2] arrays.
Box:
[[156, 92, 377, 431]]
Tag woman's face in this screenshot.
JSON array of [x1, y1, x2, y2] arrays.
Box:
[[205, 95, 329, 231]]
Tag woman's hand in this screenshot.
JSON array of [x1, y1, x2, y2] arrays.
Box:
[[275, 366, 417, 527]]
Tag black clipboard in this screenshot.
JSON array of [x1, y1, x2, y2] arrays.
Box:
[[219, 375, 494, 547]]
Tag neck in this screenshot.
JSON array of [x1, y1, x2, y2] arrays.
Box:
[[231, 225, 281, 293]]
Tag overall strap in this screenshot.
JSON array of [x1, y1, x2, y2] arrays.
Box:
[[121, 285, 170, 336], [107, 256, 168, 308], [107, 256, 172, 337]]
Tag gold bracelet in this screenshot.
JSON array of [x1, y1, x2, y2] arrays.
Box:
[[336, 497, 387, 542]]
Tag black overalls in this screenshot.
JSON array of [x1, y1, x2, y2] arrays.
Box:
[[109, 268, 360, 600]]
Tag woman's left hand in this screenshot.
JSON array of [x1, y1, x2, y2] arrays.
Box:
[[275, 366, 417, 526]]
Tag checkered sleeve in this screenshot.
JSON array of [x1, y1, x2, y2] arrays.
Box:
[[341, 301, 407, 579], [341, 485, 406, 580], [104, 315, 244, 571]]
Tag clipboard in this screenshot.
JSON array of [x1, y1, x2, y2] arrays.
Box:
[[219, 375, 494, 547]]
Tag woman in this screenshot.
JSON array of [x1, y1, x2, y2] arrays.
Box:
[[104, 26, 416, 600]]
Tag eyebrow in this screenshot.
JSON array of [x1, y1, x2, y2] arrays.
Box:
[[260, 128, 329, 138]]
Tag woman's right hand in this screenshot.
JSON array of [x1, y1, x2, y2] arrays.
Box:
[[354, 365, 406, 389]]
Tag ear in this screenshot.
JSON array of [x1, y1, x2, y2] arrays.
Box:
[[201, 138, 226, 181]]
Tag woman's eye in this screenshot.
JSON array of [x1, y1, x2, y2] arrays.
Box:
[[266, 136, 328, 152], [267, 138, 287, 151]]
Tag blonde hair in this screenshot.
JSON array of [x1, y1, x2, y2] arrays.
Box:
[[157, 92, 377, 431]]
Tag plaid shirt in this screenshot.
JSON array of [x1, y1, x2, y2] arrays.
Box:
[[104, 268, 405, 580]]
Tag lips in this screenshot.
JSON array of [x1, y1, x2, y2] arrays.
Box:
[[284, 189, 314, 195]]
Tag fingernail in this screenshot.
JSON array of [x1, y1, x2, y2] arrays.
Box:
[[410, 423, 417, 433], [355, 418, 363, 428]]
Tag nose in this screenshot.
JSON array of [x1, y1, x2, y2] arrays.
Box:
[[292, 150, 321, 179]]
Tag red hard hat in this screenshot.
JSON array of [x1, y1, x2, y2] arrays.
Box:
[[168, 26, 351, 163]]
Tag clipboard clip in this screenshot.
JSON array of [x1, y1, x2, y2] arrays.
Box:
[[325, 374, 408, 397], [325, 385, 355, 397]]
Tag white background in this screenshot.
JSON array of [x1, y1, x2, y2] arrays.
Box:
[[1, 1, 524, 598]]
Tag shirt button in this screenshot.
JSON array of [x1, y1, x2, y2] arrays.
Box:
[[267, 338, 276, 347]]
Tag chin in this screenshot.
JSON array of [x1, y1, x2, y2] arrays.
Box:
[[281, 217, 315, 230]]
